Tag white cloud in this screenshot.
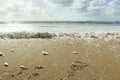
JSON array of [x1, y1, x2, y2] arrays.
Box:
[[0, 0, 41, 21], [0, 0, 120, 21], [70, 0, 120, 21], [43, 0, 73, 7], [87, 0, 106, 14], [71, 0, 89, 13], [106, 0, 120, 15]]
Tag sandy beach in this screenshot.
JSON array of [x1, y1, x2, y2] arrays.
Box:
[[0, 34, 120, 80], [0, 0, 120, 79]]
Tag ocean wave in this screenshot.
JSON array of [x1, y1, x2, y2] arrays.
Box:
[[0, 32, 56, 39], [0, 32, 120, 41]]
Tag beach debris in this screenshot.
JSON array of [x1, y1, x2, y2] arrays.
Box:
[[42, 51, 49, 55], [70, 61, 87, 71], [32, 72, 39, 77], [0, 52, 4, 57], [34, 65, 44, 69], [4, 62, 8, 67], [11, 49, 15, 52], [73, 51, 78, 54], [20, 65, 28, 70]]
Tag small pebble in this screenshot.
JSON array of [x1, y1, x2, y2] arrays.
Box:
[[0, 77, 1, 80], [11, 74, 14, 77]]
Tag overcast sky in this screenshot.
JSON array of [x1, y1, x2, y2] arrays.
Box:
[[0, 0, 120, 21]]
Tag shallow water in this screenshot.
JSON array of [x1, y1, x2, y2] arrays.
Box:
[[0, 22, 120, 33]]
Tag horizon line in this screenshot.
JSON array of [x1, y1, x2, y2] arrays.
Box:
[[0, 20, 120, 22]]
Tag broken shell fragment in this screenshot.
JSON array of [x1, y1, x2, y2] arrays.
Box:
[[34, 65, 44, 69]]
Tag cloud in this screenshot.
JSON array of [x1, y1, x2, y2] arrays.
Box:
[[0, 0, 120, 21], [71, 0, 89, 13], [106, 0, 120, 15], [71, 0, 107, 15], [70, 0, 120, 21], [88, 0, 106, 14], [43, 0, 73, 7], [0, 0, 41, 21], [43, 0, 110, 20]]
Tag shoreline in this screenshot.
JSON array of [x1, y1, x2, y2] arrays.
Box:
[[0, 32, 120, 40]]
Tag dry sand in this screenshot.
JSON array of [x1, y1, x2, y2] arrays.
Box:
[[0, 37, 120, 80]]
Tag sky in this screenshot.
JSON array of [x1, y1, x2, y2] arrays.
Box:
[[0, 0, 120, 21]]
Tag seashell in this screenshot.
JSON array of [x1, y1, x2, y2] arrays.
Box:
[[11, 49, 15, 52], [42, 51, 49, 55], [34, 65, 44, 69], [73, 51, 78, 54], [0, 52, 4, 56], [20, 65, 28, 70], [71, 63, 77, 66], [4, 62, 8, 67]]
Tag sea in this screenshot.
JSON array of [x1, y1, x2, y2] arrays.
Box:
[[0, 21, 120, 33]]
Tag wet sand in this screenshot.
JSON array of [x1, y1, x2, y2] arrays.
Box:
[[0, 36, 120, 80]]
